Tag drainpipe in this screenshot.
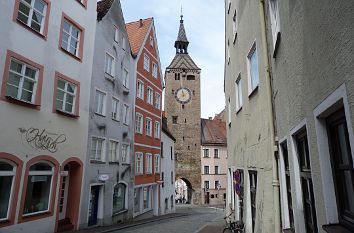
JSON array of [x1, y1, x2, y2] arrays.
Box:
[[258, 1, 281, 233]]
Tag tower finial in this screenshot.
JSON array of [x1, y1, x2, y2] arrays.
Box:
[[180, 5, 183, 22]]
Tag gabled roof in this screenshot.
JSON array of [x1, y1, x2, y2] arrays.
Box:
[[126, 18, 153, 56], [97, 0, 114, 21], [201, 118, 227, 146], [214, 109, 225, 122], [167, 53, 200, 70]]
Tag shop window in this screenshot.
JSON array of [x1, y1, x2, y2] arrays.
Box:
[[113, 183, 126, 214], [0, 161, 15, 221]]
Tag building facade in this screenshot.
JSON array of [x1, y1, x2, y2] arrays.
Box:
[[164, 15, 202, 205], [201, 117, 227, 206], [79, 0, 135, 228], [160, 116, 176, 215], [265, 0, 354, 232], [126, 18, 163, 217], [0, 0, 96, 232], [224, 0, 280, 233]]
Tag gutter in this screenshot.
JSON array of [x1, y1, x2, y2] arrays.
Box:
[[259, 1, 281, 233]]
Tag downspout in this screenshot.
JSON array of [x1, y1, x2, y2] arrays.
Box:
[[259, 1, 281, 233]]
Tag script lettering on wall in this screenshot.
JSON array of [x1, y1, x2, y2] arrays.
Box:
[[19, 127, 67, 153]]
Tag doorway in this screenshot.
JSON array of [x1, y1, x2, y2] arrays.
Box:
[[88, 185, 100, 226]]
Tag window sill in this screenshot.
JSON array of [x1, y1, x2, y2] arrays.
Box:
[[121, 162, 130, 166], [283, 228, 294, 233], [123, 86, 130, 94], [56, 109, 79, 118], [90, 160, 105, 164], [16, 19, 47, 40], [109, 162, 119, 165], [112, 209, 128, 217], [3, 95, 40, 110], [76, 0, 87, 9], [112, 118, 120, 123], [272, 32, 281, 58], [236, 106, 242, 114], [323, 224, 354, 233], [248, 85, 259, 98], [135, 173, 143, 176], [105, 75, 115, 83], [20, 211, 52, 223], [95, 112, 106, 117], [60, 47, 82, 62], [233, 33, 237, 44]]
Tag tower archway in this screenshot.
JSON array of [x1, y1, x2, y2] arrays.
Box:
[[175, 178, 193, 204]]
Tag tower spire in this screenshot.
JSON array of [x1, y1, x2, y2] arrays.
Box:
[[174, 11, 189, 54]]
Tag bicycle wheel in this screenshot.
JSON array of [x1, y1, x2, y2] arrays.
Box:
[[222, 228, 233, 233]]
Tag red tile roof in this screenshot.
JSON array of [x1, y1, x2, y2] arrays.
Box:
[[201, 118, 227, 146], [126, 18, 153, 56]]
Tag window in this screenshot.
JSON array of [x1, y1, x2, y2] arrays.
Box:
[[204, 166, 210, 174], [105, 53, 115, 77], [204, 181, 209, 190], [295, 130, 318, 233], [60, 16, 83, 58], [145, 118, 152, 136], [147, 87, 153, 105], [5, 58, 39, 104], [232, 10, 237, 43], [150, 35, 154, 47], [121, 37, 126, 51], [227, 40, 230, 65], [152, 63, 158, 78], [269, 0, 280, 51], [0, 160, 15, 221], [228, 97, 232, 126], [113, 183, 126, 214], [144, 54, 150, 72], [214, 149, 219, 158], [55, 77, 78, 115], [135, 153, 143, 175], [95, 89, 106, 116], [91, 137, 105, 161], [215, 180, 220, 189], [203, 149, 210, 158], [170, 146, 173, 160], [172, 116, 178, 124], [161, 172, 165, 187], [171, 195, 174, 208], [281, 141, 294, 229], [109, 140, 119, 162], [111, 97, 120, 121], [155, 93, 161, 109], [235, 169, 244, 222], [235, 75, 243, 111], [249, 171, 257, 232], [146, 154, 152, 174], [154, 121, 160, 139], [137, 80, 144, 99], [15, 0, 49, 35], [123, 69, 129, 88], [215, 166, 219, 175], [121, 144, 129, 164], [135, 113, 143, 134], [23, 162, 53, 216], [154, 154, 160, 173], [134, 188, 140, 213], [327, 109, 354, 230], [187, 75, 195, 80], [171, 171, 174, 184], [227, 0, 231, 13], [123, 104, 129, 125], [175, 73, 180, 80], [143, 186, 150, 209], [247, 42, 259, 94], [114, 27, 119, 42]]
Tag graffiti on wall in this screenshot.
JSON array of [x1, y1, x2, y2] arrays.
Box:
[[20, 127, 67, 153]]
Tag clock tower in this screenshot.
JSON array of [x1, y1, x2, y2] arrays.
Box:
[[164, 15, 202, 204]]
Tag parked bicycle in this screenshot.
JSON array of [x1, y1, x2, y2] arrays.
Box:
[[223, 211, 244, 233]]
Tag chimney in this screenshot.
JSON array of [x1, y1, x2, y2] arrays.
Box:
[[139, 19, 143, 27]]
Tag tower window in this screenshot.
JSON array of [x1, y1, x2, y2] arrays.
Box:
[[183, 136, 185, 141], [187, 75, 195, 80], [172, 116, 178, 124], [188, 146, 190, 150], [182, 105, 185, 109], [185, 118, 187, 123], [175, 73, 180, 80], [193, 90, 195, 95]]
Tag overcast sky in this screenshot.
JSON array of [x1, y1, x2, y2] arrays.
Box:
[[121, 0, 225, 119]]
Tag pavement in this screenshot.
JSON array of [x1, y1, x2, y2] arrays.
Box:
[[67, 204, 226, 233]]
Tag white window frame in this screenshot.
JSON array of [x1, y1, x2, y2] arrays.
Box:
[[0, 159, 16, 221], [111, 97, 120, 121], [155, 93, 161, 109], [145, 118, 152, 136], [144, 54, 150, 72], [147, 87, 154, 105], [90, 136, 106, 162], [114, 27, 119, 43], [17, 0, 48, 34], [150, 35, 154, 47], [214, 149, 219, 158], [135, 152, 143, 175], [137, 80, 144, 100], [135, 112, 143, 134], [152, 63, 158, 78], [121, 144, 130, 164], [232, 9, 237, 43], [235, 74, 243, 112], [123, 104, 129, 125], [247, 41, 259, 95], [122, 36, 126, 51], [95, 88, 106, 116], [204, 165, 210, 174], [6, 58, 38, 104], [154, 121, 160, 139], [123, 69, 129, 88], [145, 153, 152, 174], [227, 40, 230, 65], [203, 148, 210, 158], [56, 78, 77, 114], [109, 139, 119, 162], [105, 52, 115, 77], [61, 19, 81, 56], [154, 154, 160, 173], [269, 0, 281, 51], [228, 97, 232, 126]]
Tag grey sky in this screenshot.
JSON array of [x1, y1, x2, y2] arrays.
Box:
[[120, 0, 225, 118]]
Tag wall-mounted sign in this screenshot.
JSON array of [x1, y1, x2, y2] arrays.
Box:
[[98, 174, 109, 181], [20, 127, 67, 153]]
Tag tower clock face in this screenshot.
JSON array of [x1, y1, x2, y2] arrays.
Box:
[[175, 87, 192, 104]]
